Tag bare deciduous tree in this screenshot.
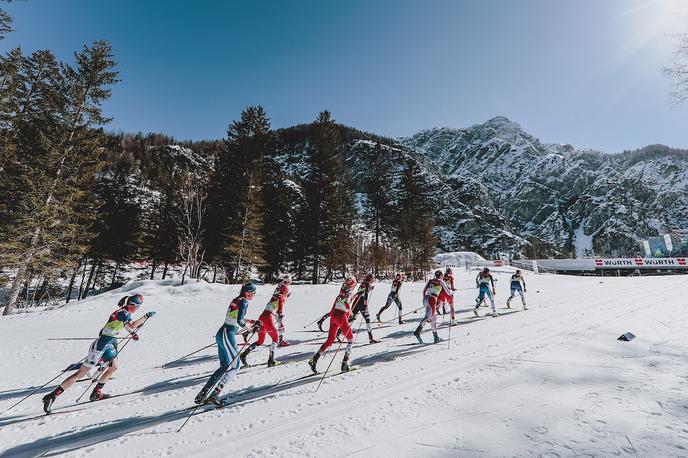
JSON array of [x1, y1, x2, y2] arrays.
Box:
[[666, 31, 688, 103], [177, 172, 206, 285]]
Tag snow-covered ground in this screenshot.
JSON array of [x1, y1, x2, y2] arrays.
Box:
[[1, 271, 687, 457]]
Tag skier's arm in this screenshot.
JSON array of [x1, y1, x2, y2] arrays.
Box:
[[522, 277, 527, 292]]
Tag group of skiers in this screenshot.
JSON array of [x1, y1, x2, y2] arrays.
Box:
[[39, 266, 528, 413]]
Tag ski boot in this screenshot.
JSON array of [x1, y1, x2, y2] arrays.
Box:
[[398, 318, 405, 325], [433, 332, 442, 344], [194, 387, 209, 405], [267, 352, 279, 367], [375, 314, 381, 323], [308, 353, 320, 374], [240, 348, 251, 366], [368, 331, 380, 344], [413, 327, 423, 344], [491, 311, 500, 317], [206, 388, 223, 407], [89, 384, 110, 402], [523, 303, 528, 311], [341, 355, 351, 373], [278, 337, 290, 347], [42, 387, 62, 414], [316, 317, 326, 333], [473, 307, 480, 318], [450, 319, 458, 326]]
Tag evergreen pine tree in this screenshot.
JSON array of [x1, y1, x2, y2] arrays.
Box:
[[1, 41, 118, 314], [396, 158, 437, 279], [363, 142, 395, 275], [301, 111, 352, 283], [204, 106, 272, 282]]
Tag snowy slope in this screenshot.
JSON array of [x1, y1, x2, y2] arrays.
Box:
[[1, 275, 687, 457]]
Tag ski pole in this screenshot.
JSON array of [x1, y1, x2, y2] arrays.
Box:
[[447, 312, 452, 350], [160, 342, 216, 368], [302, 315, 324, 329], [381, 305, 424, 325], [1, 358, 86, 415], [47, 337, 127, 341], [75, 316, 151, 403], [177, 329, 257, 433]]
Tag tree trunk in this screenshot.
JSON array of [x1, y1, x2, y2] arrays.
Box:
[[82, 261, 98, 300], [92, 262, 102, 295], [66, 263, 80, 303], [150, 263, 157, 280], [3, 263, 27, 315], [212, 265, 217, 283], [181, 264, 188, 286], [77, 260, 88, 301], [162, 261, 169, 279], [111, 262, 120, 287]]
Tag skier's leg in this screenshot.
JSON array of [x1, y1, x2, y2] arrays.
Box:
[[340, 317, 354, 371], [213, 328, 240, 396], [377, 293, 393, 319], [428, 297, 438, 332], [395, 296, 403, 323], [486, 289, 496, 313], [98, 356, 118, 383], [414, 297, 432, 340]]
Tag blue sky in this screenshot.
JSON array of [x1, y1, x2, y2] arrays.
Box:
[[2, 0, 688, 152]]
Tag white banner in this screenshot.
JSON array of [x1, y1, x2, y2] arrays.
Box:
[[593, 257, 688, 269]]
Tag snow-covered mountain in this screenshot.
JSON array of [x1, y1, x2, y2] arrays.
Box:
[[399, 117, 688, 257]]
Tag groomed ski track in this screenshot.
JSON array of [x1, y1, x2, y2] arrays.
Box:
[[0, 272, 686, 457]]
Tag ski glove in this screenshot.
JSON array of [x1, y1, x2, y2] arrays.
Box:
[[131, 333, 140, 341], [253, 320, 263, 331], [146, 311, 156, 318]]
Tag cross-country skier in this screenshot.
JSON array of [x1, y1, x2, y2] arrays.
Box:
[[194, 283, 261, 406], [316, 278, 353, 332], [42, 294, 154, 413], [438, 267, 457, 325], [506, 270, 527, 310], [376, 273, 404, 324], [474, 267, 498, 317], [240, 277, 291, 367], [308, 275, 356, 373], [349, 273, 379, 344], [413, 270, 452, 344]]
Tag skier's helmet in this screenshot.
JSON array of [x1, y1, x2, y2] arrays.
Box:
[[516, 269, 521, 275], [365, 273, 375, 283], [483, 267, 490, 273], [396, 273, 403, 280], [445, 267, 452, 274], [102, 347, 117, 363], [241, 283, 257, 296], [345, 275, 357, 288], [282, 275, 292, 285], [126, 294, 143, 312], [434, 270, 442, 278]]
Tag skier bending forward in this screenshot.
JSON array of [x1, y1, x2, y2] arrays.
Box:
[[241, 276, 291, 367], [42, 294, 154, 413], [309, 275, 357, 373], [195, 283, 261, 406], [413, 270, 452, 344]]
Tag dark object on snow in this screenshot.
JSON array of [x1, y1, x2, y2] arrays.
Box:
[[617, 332, 636, 342]]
